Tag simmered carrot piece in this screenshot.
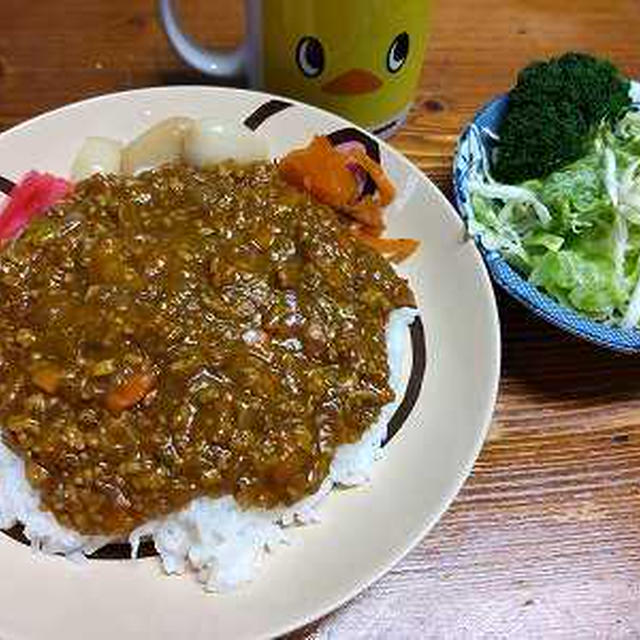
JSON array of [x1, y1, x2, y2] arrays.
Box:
[[278, 136, 359, 209], [31, 365, 64, 394], [279, 137, 395, 212], [279, 136, 418, 263], [106, 371, 155, 413], [346, 205, 385, 232], [388, 239, 421, 263], [352, 230, 420, 263]]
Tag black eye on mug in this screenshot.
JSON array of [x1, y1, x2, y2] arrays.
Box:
[[295, 36, 325, 78], [387, 32, 410, 73]]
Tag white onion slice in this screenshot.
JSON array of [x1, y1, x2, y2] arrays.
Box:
[[71, 137, 122, 181], [184, 119, 269, 168], [121, 117, 195, 175], [603, 147, 618, 207], [622, 261, 640, 329], [469, 179, 552, 227]]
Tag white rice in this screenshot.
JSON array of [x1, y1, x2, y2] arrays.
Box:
[[0, 306, 417, 591]]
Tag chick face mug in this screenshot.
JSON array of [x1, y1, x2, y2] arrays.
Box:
[[159, 0, 431, 137]]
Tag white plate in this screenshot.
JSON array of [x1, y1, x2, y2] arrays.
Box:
[[0, 87, 500, 640]]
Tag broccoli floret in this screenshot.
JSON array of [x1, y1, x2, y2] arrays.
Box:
[[494, 52, 631, 184]]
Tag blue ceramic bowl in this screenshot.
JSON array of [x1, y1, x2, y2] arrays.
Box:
[[453, 83, 640, 353]]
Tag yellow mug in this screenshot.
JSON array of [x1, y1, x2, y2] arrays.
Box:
[[159, 0, 431, 137]]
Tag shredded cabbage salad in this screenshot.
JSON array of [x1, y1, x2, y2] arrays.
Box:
[[469, 110, 640, 328]]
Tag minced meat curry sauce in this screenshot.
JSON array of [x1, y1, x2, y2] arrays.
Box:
[[0, 162, 415, 535]]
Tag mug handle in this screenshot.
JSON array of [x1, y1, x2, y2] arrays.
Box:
[[158, 0, 247, 80]]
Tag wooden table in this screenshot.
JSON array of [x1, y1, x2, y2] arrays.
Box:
[[2, 1, 640, 637]]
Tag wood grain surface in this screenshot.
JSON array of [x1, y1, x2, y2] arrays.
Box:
[[1, 1, 640, 637]]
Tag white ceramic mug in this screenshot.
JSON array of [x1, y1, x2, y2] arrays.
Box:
[[159, 0, 431, 137]]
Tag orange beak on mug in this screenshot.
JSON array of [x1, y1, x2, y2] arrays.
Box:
[[321, 69, 383, 95]]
